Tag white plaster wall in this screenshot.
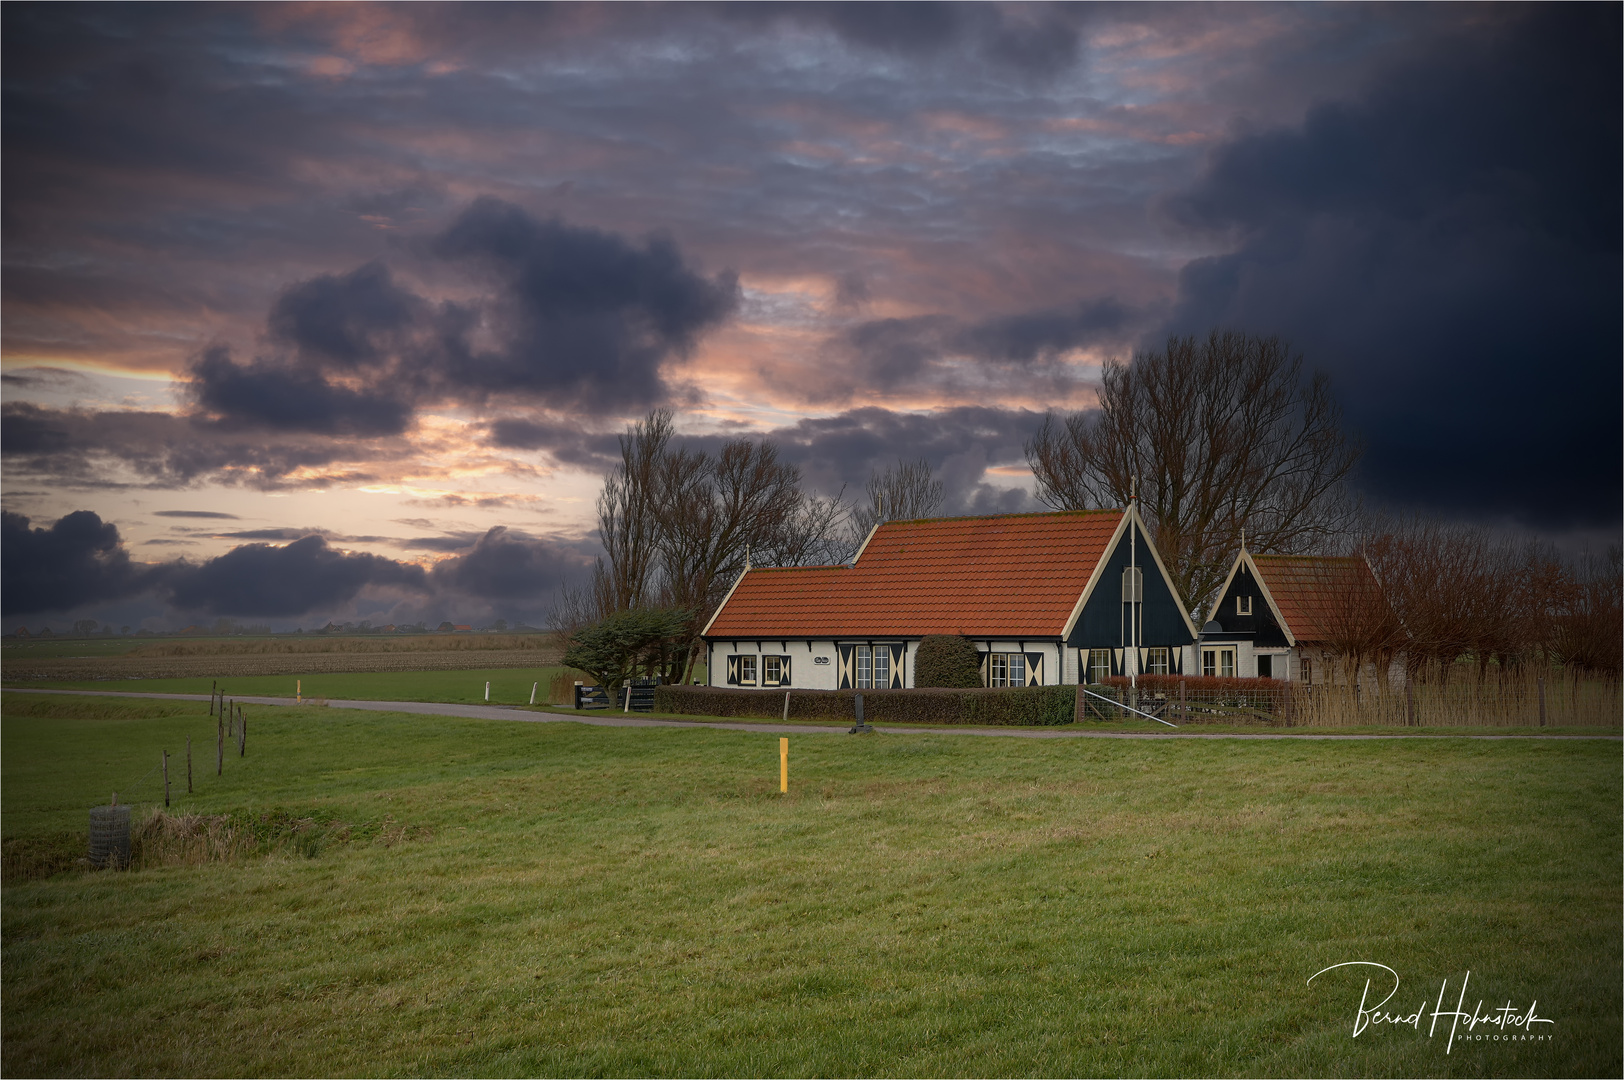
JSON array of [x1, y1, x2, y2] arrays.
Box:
[[706, 640, 840, 690], [975, 641, 1062, 686]]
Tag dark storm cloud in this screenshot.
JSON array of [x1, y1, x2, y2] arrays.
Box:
[[484, 418, 622, 470], [159, 535, 427, 618], [1, 510, 151, 616], [429, 197, 739, 405], [823, 298, 1138, 399], [0, 403, 405, 490], [183, 199, 738, 431], [429, 526, 594, 600], [748, 405, 1047, 517], [190, 345, 415, 436], [1165, 5, 1621, 527]]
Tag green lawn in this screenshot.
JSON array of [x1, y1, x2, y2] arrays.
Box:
[[4, 667, 575, 706], [2, 692, 1619, 1077]]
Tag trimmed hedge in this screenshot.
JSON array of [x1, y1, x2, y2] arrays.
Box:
[[913, 635, 983, 688], [654, 684, 1077, 725]]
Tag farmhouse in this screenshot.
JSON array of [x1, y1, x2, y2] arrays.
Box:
[[701, 507, 1197, 690], [1200, 548, 1403, 685]]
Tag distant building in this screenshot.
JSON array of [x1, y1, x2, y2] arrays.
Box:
[[12, 626, 29, 639]]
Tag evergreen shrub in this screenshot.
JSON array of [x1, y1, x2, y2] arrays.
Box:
[[913, 635, 983, 688]]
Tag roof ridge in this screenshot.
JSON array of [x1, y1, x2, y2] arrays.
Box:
[[877, 507, 1123, 527], [744, 564, 848, 573]]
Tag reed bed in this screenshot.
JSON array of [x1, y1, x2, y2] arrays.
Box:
[[1290, 669, 1621, 728]]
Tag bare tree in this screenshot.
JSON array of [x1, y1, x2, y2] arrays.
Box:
[[1026, 331, 1360, 618], [848, 457, 945, 549], [594, 409, 673, 615]]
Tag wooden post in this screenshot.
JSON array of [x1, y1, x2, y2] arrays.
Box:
[[239, 708, 246, 756], [1538, 676, 1546, 728], [1074, 683, 1085, 724], [529, 682, 537, 705], [1179, 680, 1187, 725], [783, 691, 791, 722], [211, 680, 217, 716], [485, 680, 490, 702], [779, 737, 788, 794], [187, 737, 193, 794], [217, 716, 224, 775], [162, 750, 170, 807]]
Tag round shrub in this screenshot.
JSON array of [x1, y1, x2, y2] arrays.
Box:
[[913, 634, 982, 688]]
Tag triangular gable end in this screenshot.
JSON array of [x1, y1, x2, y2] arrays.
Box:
[[1061, 504, 1198, 641], [1237, 550, 1299, 647]]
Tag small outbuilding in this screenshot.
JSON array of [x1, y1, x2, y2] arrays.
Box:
[[701, 506, 1197, 690], [1200, 548, 1403, 685]]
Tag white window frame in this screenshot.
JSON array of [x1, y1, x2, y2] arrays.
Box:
[[1201, 647, 1235, 678], [739, 654, 758, 685], [1236, 595, 1252, 615], [764, 655, 782, 685], [986, 652, 1027, 688], [856, 645, 873, 689], [1145, 647, 1170, 675], [1087, 649, 1112, 684]]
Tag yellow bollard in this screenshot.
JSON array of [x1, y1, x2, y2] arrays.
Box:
[[780, 737, 788, 794], [296, 679, 301, 704]]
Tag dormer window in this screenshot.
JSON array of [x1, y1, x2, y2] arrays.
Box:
[[1236, 595, 1252, 615]]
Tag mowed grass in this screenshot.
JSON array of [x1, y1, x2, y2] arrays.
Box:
[[2, 693, 1619, 1078]]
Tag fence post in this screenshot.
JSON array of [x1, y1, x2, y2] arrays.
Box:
[[1538, 676, 1546, 728], [1074, 683, 1085, 724], [783, 691, 791, 722], [162, 750, 170, 808], [239, 708, 246, 756], [530, 682, 538, 705]]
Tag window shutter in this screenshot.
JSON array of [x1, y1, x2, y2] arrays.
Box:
[[780, 656, 791, 687], [1112, 648, 1123, 675], [1024, 652, 1044, 686], [726, 655, 740, 685], [837, 644, 854, 689], [890, 644, 906, 688]]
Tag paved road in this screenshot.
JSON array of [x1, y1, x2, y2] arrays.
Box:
[[5, 687, 1617, 740]]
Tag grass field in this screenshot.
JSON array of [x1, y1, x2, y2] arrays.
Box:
[[2, 692, 1619, 1077], [3, 668, 577, 707]]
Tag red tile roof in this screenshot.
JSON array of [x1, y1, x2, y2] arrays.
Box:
[[1250, 554, 1381, 644], [704, 509, 1124, 639]]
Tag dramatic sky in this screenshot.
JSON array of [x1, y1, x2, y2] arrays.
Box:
[[3, 2, 1618, 631]]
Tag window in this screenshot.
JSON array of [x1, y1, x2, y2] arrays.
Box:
[[872, 646, 890, 689], [1087, 649, 1112, 684], [1121, 566, 1143, 602], [764, 655, 782, 684], [1301, 656, 1313, 685], [847, 644, 897, 689], [1201, 648, 1235, 678], [856, 645, 872, 688], [739, 655, 758, 685], [1236, 595, 1252, 615], [1145, 647, 1170, 675], [1257, 654, 1273, 679], [986, 652, 1027, 688]]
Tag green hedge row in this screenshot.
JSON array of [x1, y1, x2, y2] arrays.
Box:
[[653, 684, 1078, 726]]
